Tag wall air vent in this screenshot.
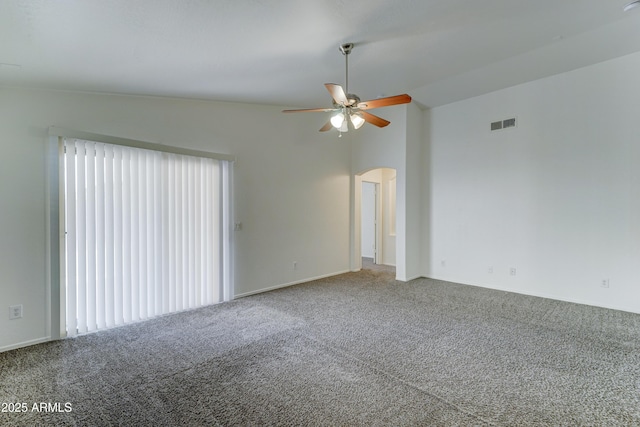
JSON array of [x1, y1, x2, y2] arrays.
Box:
[[491, 117, 517, 131], [503, 118, 516, 128]]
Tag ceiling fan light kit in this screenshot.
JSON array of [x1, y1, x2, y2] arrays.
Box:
[[350, 112, 365, 129], [283, 43, 411, 134], [331, 109, 365, 131], [331, 112, 349, 132], [330, 112, 345, 128]]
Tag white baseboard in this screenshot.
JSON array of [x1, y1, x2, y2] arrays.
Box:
[[0, 336, 51, 353], [422, 274, 640, 315], [234, 270, 351, 299], [397, 274, 423, 282]]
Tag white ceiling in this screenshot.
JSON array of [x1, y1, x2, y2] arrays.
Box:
[[2, 0, 640, 109]]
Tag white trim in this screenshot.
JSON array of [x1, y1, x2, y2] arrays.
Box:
[[0, 337, 51, 353], [423, 275, 640, 315], [46, 136, 62, 340], [48, 126, 235, 162], [226, 162, 235, 300], [233, 270, 351, 299], [397, 274, 422, 282]]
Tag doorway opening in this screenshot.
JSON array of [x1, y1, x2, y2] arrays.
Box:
[[359, 168, 396, 273]]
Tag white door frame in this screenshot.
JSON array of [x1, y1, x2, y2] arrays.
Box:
[[361, 181, 382, 264]]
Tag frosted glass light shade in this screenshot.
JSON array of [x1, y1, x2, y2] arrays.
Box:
[[331, 112, 345, 129], [350, 113, 365, 129]]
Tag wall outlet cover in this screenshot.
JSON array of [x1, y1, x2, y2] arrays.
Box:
[[9, 305, 23, 320]]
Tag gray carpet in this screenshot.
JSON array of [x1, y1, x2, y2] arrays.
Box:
[[362, 257, 395, 274], [2, 270, 640, 426]]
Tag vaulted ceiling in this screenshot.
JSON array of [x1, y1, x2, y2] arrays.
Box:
[[2, 0, 640, 109]]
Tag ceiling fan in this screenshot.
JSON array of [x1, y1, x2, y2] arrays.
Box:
[[283, 43, 412, 134]]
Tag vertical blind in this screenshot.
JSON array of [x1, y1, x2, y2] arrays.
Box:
[[63, 138, 231, 337]]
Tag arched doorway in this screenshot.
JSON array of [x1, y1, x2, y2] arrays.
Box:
[[357, 168, 396, 272]]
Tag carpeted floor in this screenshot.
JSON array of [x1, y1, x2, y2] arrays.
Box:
[[1, 270, 640, 426], [362, 257, 395, 274]]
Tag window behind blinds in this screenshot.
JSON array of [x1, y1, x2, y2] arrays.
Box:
[[62, 138, 231, 336]]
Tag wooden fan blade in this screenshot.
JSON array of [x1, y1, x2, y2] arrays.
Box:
[[325, 83, 349, 105], [357, 94, 411, 110], [319, 121, 333, 132], [282, 107, 334, 113], [361, 111, 390, 128]]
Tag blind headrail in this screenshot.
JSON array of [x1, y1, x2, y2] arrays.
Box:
[[48, 126, 235, 162]]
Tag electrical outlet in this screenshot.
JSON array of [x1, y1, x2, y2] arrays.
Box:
[[488, 266, 494, 274], [441, 260, 446, 267], [9, 305, 23, 320], [601, 279, 610, 288], [510, 268, 517, 276]]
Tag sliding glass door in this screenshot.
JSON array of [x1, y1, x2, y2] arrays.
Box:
[[61, 137, 232, 337]]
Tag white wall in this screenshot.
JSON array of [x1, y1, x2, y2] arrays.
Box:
[[403, 102, 423, 280], [6, 49, 639, 352], [0, 87, 351, 351], [424, 51, 640, 314], [380, 168, 397, 266], [350, 106, 405, 276], [361, 181, 376, 258], [351, 103, 423, 280], [351, 108, 401, 272]]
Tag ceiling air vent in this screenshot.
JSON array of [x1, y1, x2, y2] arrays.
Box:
[[491, 117, 517, 131]]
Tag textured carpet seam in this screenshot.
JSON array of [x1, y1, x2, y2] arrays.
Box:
[[304, 333, 496, 426]]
